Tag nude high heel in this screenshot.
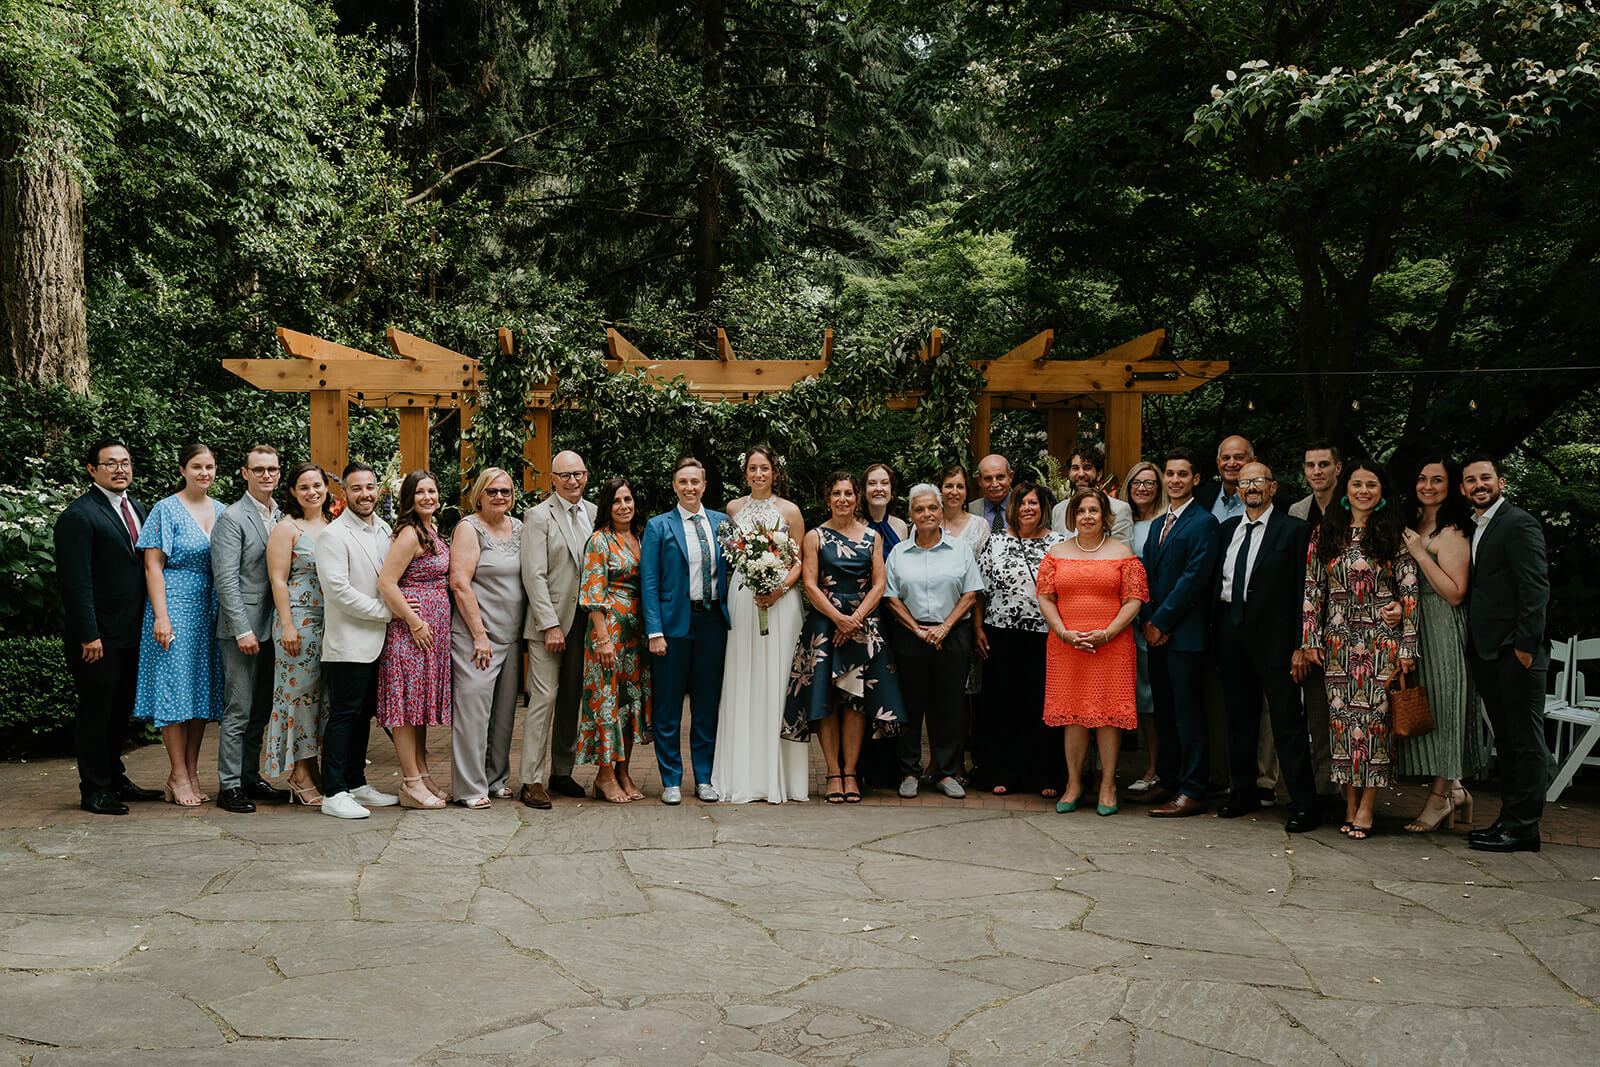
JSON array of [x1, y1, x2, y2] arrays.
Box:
[[1450, 785, 1473, 830], [399, 775, 445, 809], [1404, 789, 1459, 833]]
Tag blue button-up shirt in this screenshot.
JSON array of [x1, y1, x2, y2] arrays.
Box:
[[885, 533, 984, 622], [1211, 487, 1245, 523]]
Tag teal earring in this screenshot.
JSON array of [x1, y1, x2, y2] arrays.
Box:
[[1375, 499, 1387, 511], [1340, 496, 1351, 510]]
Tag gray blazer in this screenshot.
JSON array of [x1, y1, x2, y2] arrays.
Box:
[[212, 495, 277, 640], [1288, 493, 1315, 521], [521, 493, 597, 638]]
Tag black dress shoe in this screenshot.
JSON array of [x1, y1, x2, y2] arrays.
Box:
[[242, 779, 290, 804], [548, 774, 586, 799], [216, 787, 257, 814], [1468, 828, 1541, 853], [1284, 810, 1321, 834], [1218, 797, 1262, 819], [81, 790, 130, 815], [1467, 819, 1505, 844], [115, 779, 163, 802]]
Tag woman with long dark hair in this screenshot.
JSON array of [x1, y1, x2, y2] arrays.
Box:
[[578, 476, 653, 803], [1396, 455, 1486, 831], [376, 469, 453, 809], [1301, 460, 1419, 840]]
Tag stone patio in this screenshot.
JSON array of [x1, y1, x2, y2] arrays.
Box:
[[2, 727, 1598, 1064]]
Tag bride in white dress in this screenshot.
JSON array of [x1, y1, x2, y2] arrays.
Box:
[[711, 447, 811, 803]]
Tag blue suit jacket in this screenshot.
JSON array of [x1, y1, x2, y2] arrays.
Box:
[[1140, 501, 1221, 653], [641, 508, 732, 638]]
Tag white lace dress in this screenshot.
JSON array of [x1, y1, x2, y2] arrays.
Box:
[[710, 496, 811, 803]]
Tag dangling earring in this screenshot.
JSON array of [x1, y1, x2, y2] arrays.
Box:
[[1340, 496, 1351, 511], [1375, 499, 1388, 511]]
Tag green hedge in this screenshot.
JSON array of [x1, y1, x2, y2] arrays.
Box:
[[0, 635, 77, 757]]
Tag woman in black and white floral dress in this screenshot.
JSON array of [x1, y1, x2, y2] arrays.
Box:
[[973, 481, 1067, 796]]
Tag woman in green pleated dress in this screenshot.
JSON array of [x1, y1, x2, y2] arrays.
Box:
[[1397, 456, 1487, 833]]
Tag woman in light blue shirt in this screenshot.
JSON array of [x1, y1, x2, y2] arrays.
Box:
[[884, 484, 984, 799]]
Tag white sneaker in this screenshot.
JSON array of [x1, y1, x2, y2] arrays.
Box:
[[321, 791, 370, 820], [661, 786, 682, 806], [936, 777, 966, 799], [898, 776, 919, 798], [349, 784, 398, 807], [696, 783, 720, 803]]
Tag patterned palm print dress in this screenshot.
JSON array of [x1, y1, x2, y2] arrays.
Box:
[[577, 530, 652, 764], [1301, 528, 1420, 788], [782, 525, 906, 741], [264, 524, 327, 778]]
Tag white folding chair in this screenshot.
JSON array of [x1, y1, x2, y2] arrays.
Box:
[[1546, 638, 1599, 803]]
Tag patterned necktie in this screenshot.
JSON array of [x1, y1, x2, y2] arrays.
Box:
[[1158, 510, 1177, 546], [692, 513, 715, 601], [1229, 521, 1258, 624], [989, 503, 1004, 534], [120, 497, 138, 546]]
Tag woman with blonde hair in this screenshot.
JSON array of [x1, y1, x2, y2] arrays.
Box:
[[448, 467, 527, 808]]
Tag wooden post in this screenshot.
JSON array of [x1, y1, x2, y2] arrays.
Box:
[[525, 409, 552, 494], [397, 407, 429, 474], [969, 392, 992, 462], [1047, 408, 1077, 462], [1106, 394, 1142, 485], [458, 399, 476, 506], [309, 390, 349, 485]]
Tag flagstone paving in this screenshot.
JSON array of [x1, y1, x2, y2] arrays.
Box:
[[2, 734, 1598, 1064]]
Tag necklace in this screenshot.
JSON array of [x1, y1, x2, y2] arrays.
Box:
[[1079, 531, 1107, 553]]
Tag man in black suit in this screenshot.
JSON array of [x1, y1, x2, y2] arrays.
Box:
[[1461, 455, 1551, 853], [1142, 447, 1221, 817], [54, 439, 162, 815], [1194, 435, 1254, 524], [1213, 462, 1319, 832]]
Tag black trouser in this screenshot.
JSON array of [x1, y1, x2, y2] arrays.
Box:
[[322, 659, 380, 797], [66, 642, 138, 795], [893, 620, 972, 781], [1215, 616, 1317, 814], [1471, 649, 1548, 835], [1150, 646, 1208, 799], [974, 628, 1064, 792]]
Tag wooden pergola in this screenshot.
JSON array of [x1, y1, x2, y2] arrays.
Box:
[[224, 325, 1224, 493]]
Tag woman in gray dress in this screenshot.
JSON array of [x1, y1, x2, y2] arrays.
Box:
[[1397, 455, 1486, 832], [448, 468, 527, 808]]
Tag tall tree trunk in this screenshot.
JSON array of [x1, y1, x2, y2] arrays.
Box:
[[692, 0, 726, 321], [0, 109, 89, 394]]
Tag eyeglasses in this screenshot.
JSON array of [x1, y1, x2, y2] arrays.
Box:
[[247, 466, 280, 475], [553, 470, 587, 482], [482, 487, 514, 497], [96, 460, 133, 470], [1129, 479, 1159, 490], [1238, 477, 1273, 488]]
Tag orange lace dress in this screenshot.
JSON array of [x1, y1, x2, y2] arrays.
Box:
[[1038, 555, 1149, 729]]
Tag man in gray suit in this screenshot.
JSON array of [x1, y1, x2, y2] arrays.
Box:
[[211, 445, 289, 813], [519, 450, 597, 809]]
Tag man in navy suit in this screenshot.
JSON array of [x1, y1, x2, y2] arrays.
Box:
[[1141, 447, 1221, 817], [54, 438, 162, 815], [641, 457, 731, 805], [1461, 455, 1551, 853], [1213, 461, 1319, 832]]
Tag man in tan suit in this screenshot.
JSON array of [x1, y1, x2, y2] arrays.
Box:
[[519, 451, 598, 808]]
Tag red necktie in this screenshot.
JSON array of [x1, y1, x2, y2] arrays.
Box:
[[120, 497, 138, 545], [1158, 510, 1177, 546]]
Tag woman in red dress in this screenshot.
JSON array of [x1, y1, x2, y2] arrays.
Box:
[[1037, 487, 1149, 816]]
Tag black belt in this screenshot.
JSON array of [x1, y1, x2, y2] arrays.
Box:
[[691, 600, 716, 612]]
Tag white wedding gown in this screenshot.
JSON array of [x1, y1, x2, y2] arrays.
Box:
[[710, 496, 811, 803]]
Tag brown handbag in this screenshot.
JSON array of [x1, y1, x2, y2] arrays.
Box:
[[1389, 669, 1435, 739]]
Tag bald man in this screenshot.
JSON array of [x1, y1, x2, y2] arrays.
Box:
[[518, 451, 597, 807], [1195, 435, 1254, 523], [967, 454, 1013, 534]]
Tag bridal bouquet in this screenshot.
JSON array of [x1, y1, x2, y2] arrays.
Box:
[[717, 519, 799, 635]]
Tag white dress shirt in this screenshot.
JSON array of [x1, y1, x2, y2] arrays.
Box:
[[94, 483, 140, 540], [678, 504, 717, 602], [1220, 504, 1272, 604], [248, 492, 279, 532], [1471, 496, 1506, 564]]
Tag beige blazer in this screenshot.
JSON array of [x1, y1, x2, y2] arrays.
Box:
[[316, 508, 393, 663], [521, 493, 598, 638]]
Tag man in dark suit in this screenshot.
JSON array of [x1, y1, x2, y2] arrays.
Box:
[[1213, 461, 1319, 831], [54, 438, 162, 815], [1194, 435, 1254, 523], [1142, 447, 1221, 817], [641, 457, 731, 805], [1461, 455, 1551, 853]]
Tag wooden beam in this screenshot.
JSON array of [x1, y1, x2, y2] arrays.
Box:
[[498, 327, 515, 355], [717, 328, 736, 361], [608, 359, 831, 392], [971, 359, 1225, 396], [276, 327, 378, 362], [1093, 329, 1167, 364], [821, 329, 833, 363], [1047, 409, 1077, 462], [607, 328, 647, 364], [997, 329, 1055, 365], [397, 408, 429, 474], [525, 409, 552, 494], [1105, 393, 1142, 487], [458, 397, 476, 506], [970, 391, 992, 461], [387, 327, 474, 366], [223, 358, 480, 394], [309, 391, 349, 484], [917, 328, 943, 361]]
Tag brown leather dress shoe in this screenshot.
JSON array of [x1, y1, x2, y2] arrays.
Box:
[[520, 783, 553, 810], [1149, 794, 1207, 818]]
